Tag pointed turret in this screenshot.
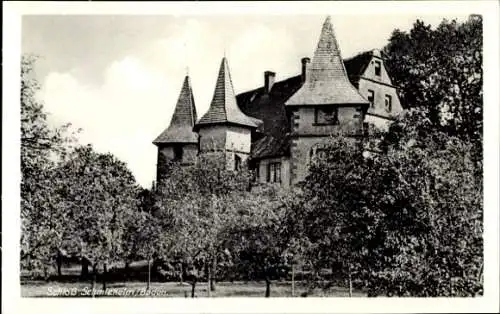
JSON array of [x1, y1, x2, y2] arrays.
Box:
[[286, 16, 369, 106], [194, 57, 261, 131], [195, 57, 261, 169], [153, 75, 198, 145]]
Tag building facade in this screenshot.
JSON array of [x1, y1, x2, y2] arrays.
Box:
[[153, 16, 403, 187]]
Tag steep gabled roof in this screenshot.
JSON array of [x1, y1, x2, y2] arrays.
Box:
[[237, 75, 303, 139], [251, 134, 291, 160], [344, 50, 374, 88], [285, 16, 369, 107], [194, 57, 262, 130], [153, 75, 198, 145], [236, 75, 302, 160]]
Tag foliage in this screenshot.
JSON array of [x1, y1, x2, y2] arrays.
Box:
[[51, 145, 140, 269], [153, 152, 255, 294], [383, 15, 483, 147], [297, 128, 483, 296], [224, 185, 301, 296], [20, 54, 79, 275]]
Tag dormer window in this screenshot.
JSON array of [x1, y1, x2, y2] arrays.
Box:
[[314, 107, 338, 125], [374, 60, 381, 76]]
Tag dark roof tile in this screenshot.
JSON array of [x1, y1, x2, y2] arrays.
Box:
[[344, 50, 373, 87], [153, 76, 198, 145], [251, 134, 291, 160], [285, 16, 369, 107], [194, 57, 262, 130]]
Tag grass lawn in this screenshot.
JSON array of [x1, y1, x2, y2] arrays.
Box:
[[21, 260, 367, 297], [21, 280, 366, 298]]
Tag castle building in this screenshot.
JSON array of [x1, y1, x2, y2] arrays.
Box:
[[153, 16, 402, 187], [152, 75, 199, 182]]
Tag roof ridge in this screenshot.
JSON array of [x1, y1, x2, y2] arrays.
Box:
[[221, 57, 229, 122], [236, 74, 302, 98], [186, 76, 197, 126], [343, 50, 374, 62]]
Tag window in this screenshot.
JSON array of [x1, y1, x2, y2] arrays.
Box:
[[367, 89, 375, 108], [254, 161, 260, 181], [374, 61, 381, 76], [385, 94, 392, 112], [314, 107, 338, 125], [234, 154, 242, 171], [173, 145, 183, 161], [267, 162, 281, 184]]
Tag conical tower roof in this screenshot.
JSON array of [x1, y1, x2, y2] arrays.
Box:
[[286, 16, 369, 106], [194, 57, 262, 131], [153, 75, 198, 145]]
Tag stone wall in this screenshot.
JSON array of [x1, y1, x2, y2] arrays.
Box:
[[292, 106, 364, 137], [289, 105, 364, 185], [198, 126, 227, 152], [357, 54, 403, 131], [225, 126, 252, 153], [156, 143, 199, 182]]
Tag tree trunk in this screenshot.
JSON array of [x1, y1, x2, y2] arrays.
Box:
[[207, 262, 211, 297], [124, 260, 130, 279], [348, 264, 353, 298], [265, 277, 271, 298], [91, 263, 98, 298], [478, 261, 483, 283], [56, 251, 62, 278], [179, 263, 184, 285], [147, 259, 151, 291], [449, 274, 453, 297], [81, 258, 89, 279], [102, 263, 107, 293], [210, 255, 217, 292], [291, 264, 295, 297], [191, 279, 197, 298]]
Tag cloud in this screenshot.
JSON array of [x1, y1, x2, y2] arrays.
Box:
[[39, 18, 302, 188], [41, 56, 175, 187]]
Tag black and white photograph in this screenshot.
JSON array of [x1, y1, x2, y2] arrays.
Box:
[[3, 1, 499, 313]]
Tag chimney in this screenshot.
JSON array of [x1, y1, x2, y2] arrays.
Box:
[[301, 57, 311, 83], [264, 71, 276, 93]]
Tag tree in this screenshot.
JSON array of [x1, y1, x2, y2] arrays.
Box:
[[295, 126, 483, 297], [20, 54, 78, 278], [297, 137, 374, 296], [154, 152, 254, 296], [383, 16, 482, 149], [53, 145, 139, 292], [366, 115, 483, 297], [226, 185, 295, 297]]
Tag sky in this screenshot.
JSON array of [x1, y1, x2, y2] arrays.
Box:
[[22, 13, 471, 188]]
